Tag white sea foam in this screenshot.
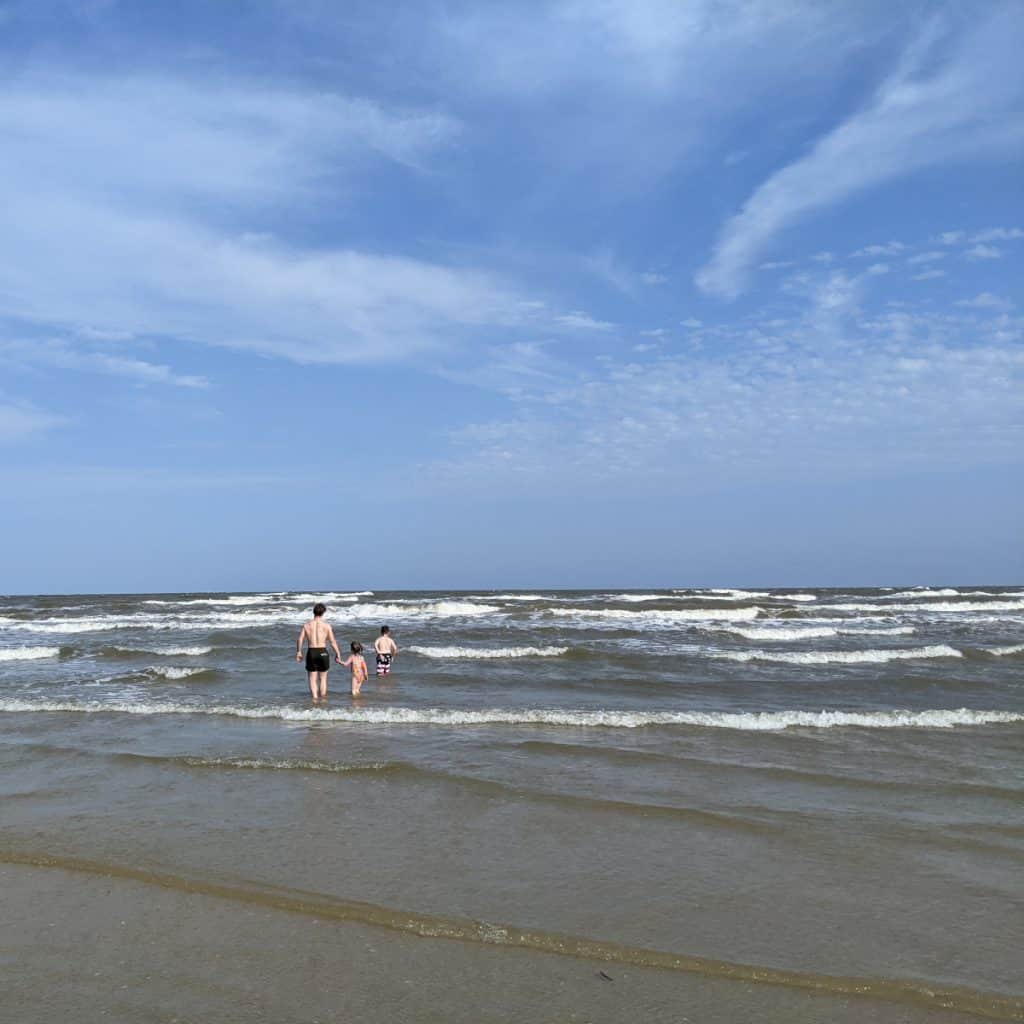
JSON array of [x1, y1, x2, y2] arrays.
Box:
[[823, 600, 1024, 613], [602, 594, 673, 603], [408, 645, 569, 659], [116, 645, 212, 656], [673, 589, 816, 602], [0, 600, 500, 636], [988, 644, 1024, 656], [145, 666, 210, 680], [342, 601, 501, 619], [553, 607, 760, 623], [716, 645, 963, 665], [2, 618, 125, 634], [721, 625, 915, 642], [0, 699, 1019, 731], [284, 592, 373, 603], [0, 646, 60, 661]]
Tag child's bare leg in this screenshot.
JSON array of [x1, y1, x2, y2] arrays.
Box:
[[351, 676, 361, 696], [318, 672, 328, 700], [307, 672, 319, 700]]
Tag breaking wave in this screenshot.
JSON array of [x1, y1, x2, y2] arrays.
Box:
[[1, 699, 1019, 731], [721, 626, 915, 641], [408, 645, 570, 659], [552, 607, 760, 622], [823, 600, 1024, 613], [143, 666, 216, 681], [715, 645, 963, 665], [986, 644, 1024, 657], [113, 645, 213, 657], [0, 646, 60, 662]]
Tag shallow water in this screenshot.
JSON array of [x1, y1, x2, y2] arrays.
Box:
[[1, 587, 1022, 1021]]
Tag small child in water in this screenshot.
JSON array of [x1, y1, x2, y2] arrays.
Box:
[[374, 625, 398, 676], [340, 641, 368, 696]]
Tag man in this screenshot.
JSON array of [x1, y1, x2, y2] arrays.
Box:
[[296, 602, 342, 702]]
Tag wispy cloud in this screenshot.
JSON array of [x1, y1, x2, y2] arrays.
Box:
[[0, 400, 66, 442], [956, 292, 1015, 311], [970, 227, 1024, 242], [853, 242, 905, 258], [0, 338, 209, 388], [965, 244, 1002, 260], [696, 6, 1024, 297], [0, 72, 541, 366], [554, 311, 615, 331]]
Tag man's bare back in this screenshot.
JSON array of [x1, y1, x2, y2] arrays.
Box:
[[296, 602, 342, 701]]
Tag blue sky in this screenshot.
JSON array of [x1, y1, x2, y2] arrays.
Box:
[[0, 0, 1021, 592]]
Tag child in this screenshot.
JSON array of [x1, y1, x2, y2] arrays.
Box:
[[340, 641, 368, 696], [374, 625, 398, 676]]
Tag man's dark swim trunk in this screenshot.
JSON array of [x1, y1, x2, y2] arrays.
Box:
[[305, 647, 330, 672], [376, 652, 392, 676]]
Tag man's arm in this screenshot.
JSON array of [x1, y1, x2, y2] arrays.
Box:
[[327, 624, 342, 661], [295, 624, 306, 661]]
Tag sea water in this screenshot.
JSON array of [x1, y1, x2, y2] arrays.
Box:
[[1, 587, 1022, 1022]]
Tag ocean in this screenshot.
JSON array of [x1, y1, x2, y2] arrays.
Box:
[[1, 587, 1022, 1023]]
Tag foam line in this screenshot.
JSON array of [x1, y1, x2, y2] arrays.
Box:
[[0, 700, 1019, 730], [715, 645, 963, 665]]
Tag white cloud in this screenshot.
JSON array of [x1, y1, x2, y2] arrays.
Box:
[[759, 260, 795, 270], [939, 231, 966, 245], [866, 263, 890, 276], [907, 251, 945, 264], [427, 282, 1024, 493], [965, 244, 1002, 260], [0, 339, 209, 388], [680, 318, 703, 328], [853, 242, 905, 258], [970, 227, 1024, 242], [0, 74, 458, 202], [0, 73, 541, 366], [641, 272, 668, 285], [696, 8, 1024, 297], [812, 251, 834, 264], [0, 200, 531, 364], [913, 269, 946, 281], [0, 401, 66, 442], [555, 311, 615, 330], [955, 292, 1015, 311]]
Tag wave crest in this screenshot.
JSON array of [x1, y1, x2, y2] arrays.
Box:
[[408, 645, 569, 659], [715, 645, 962, 665], [0, 646, 60, 661], [0, 699, 1019, 731]]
